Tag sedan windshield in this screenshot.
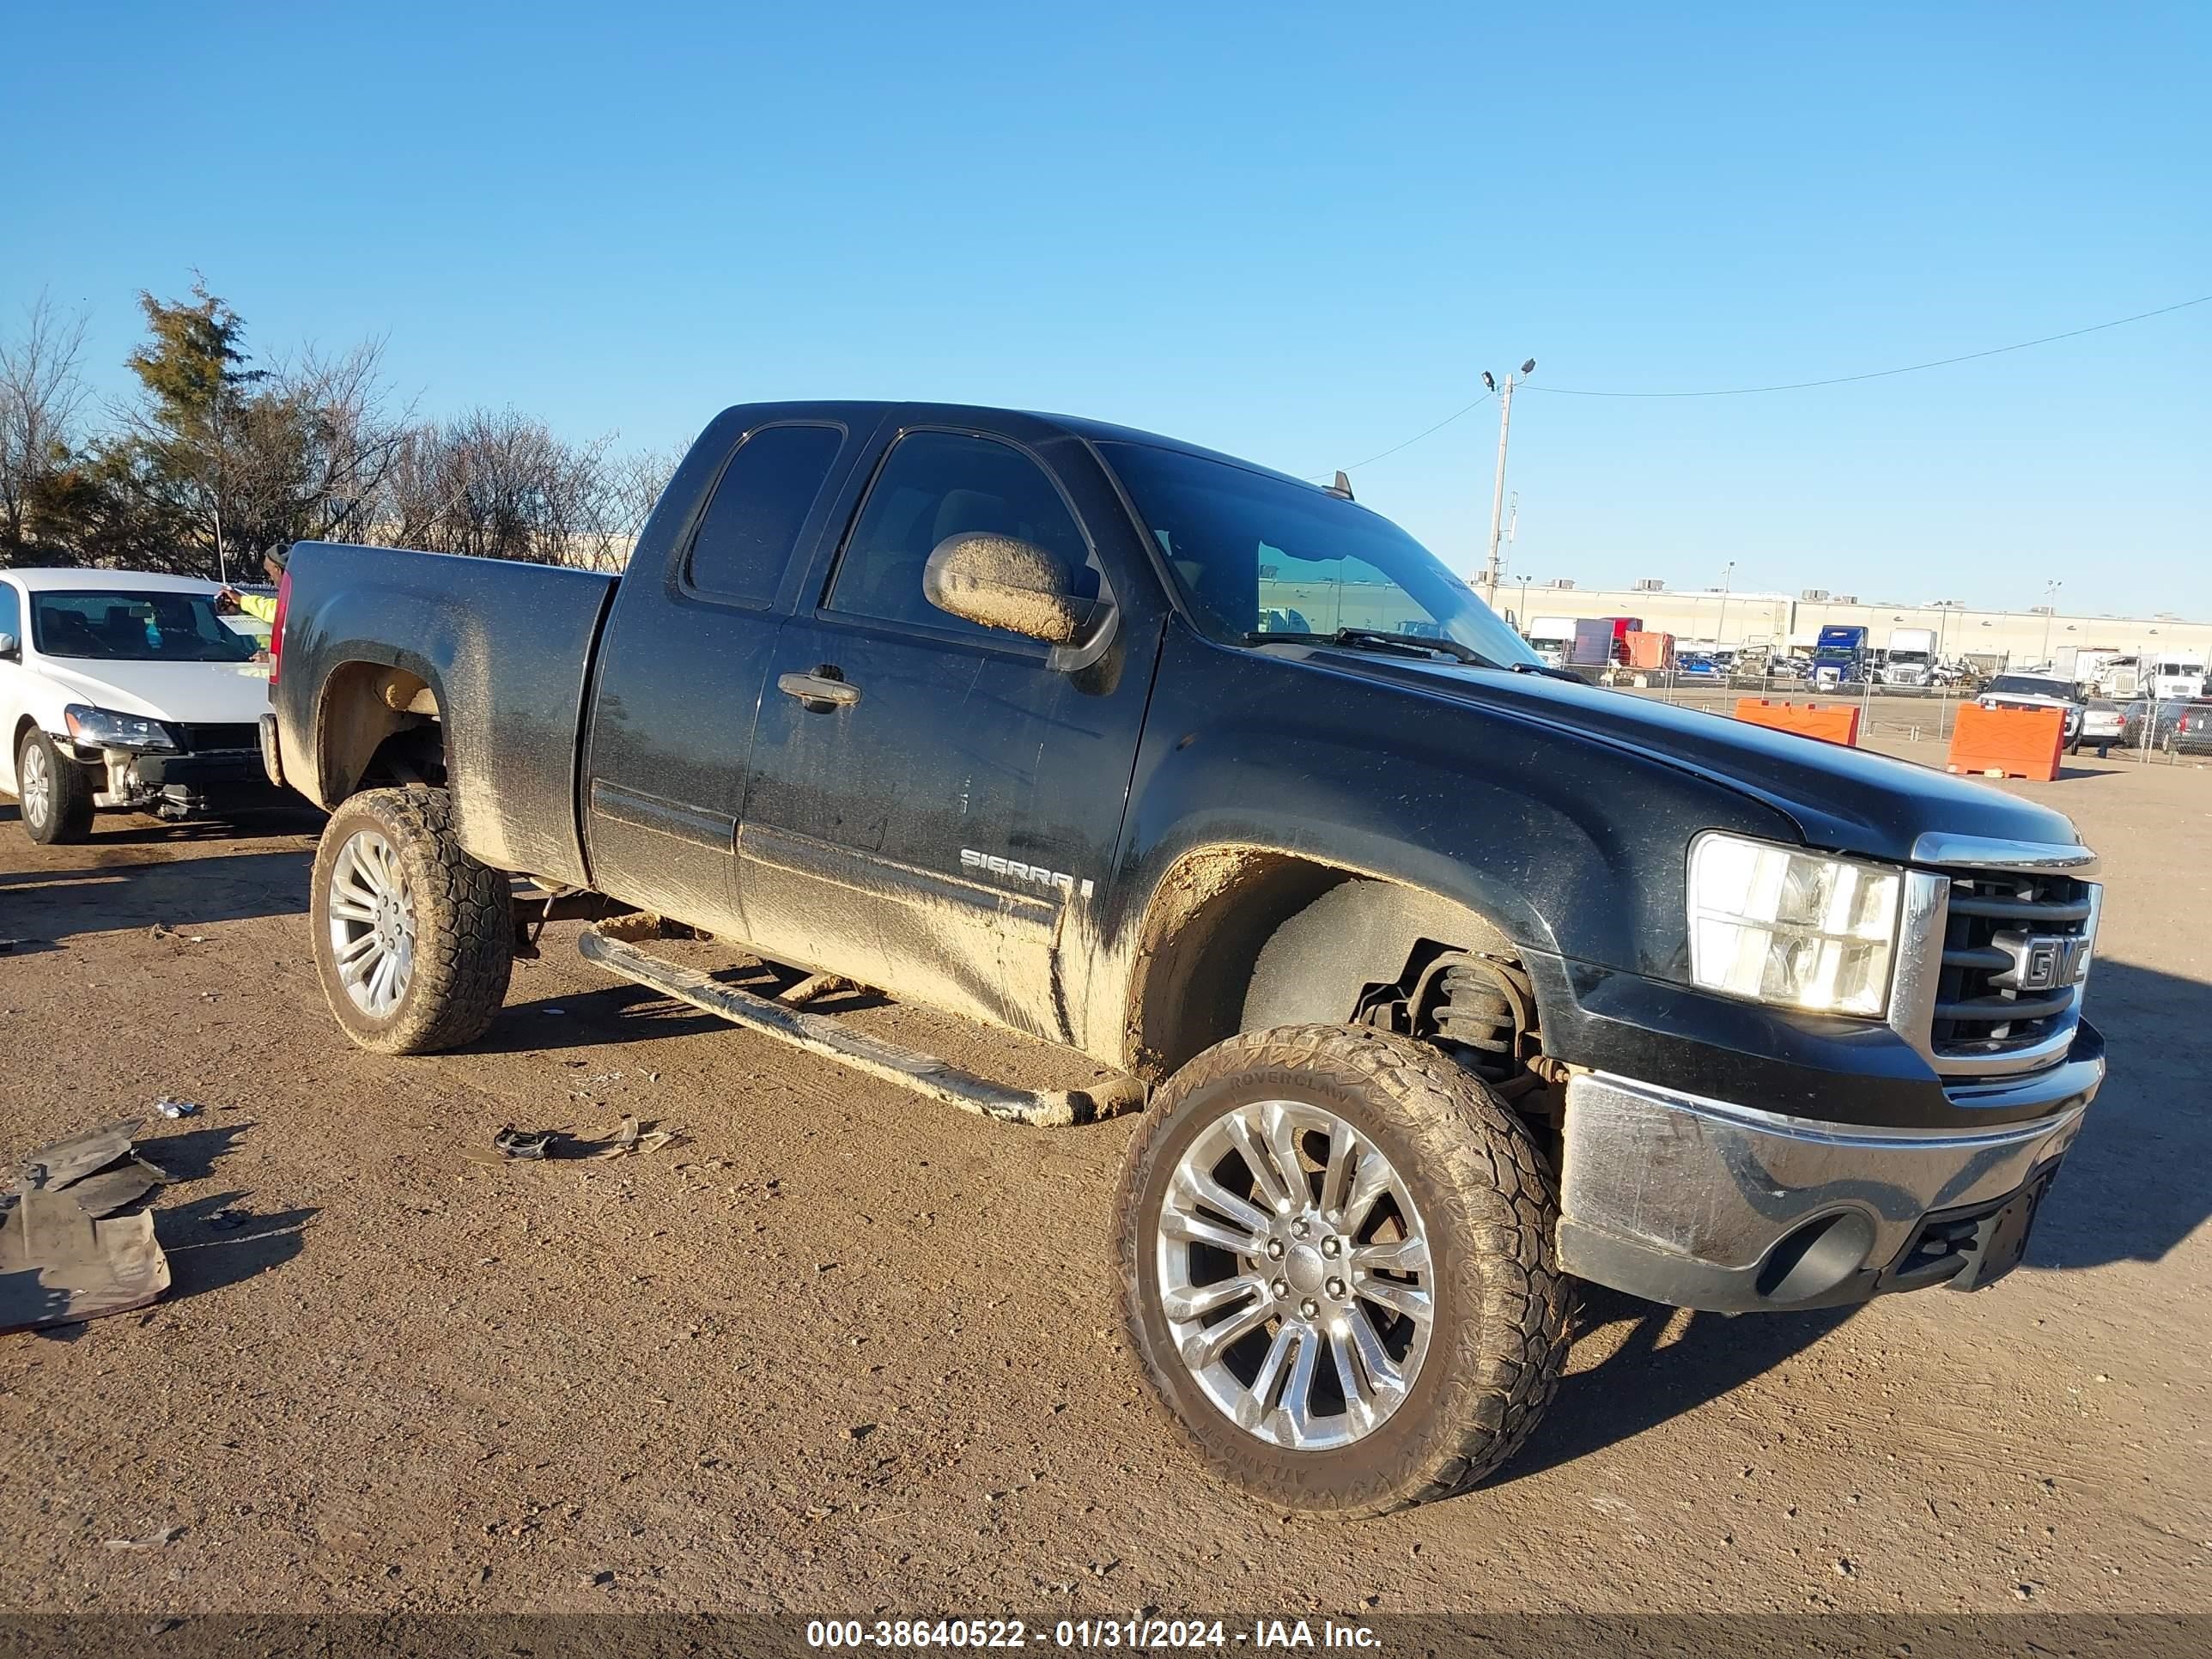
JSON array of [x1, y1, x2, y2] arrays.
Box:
[[1985, 676, 2073, 697], [1099, 442, 1542, 670], [31, 590, 259, 664]]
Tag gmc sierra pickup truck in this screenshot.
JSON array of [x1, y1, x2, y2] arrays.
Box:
[[266, 401, 2106, 1514]]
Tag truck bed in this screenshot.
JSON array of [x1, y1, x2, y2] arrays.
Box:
[[272, 542, 618, 885]]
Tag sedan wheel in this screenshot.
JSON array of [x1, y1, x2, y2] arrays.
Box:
[[20, 742, 52, 827]]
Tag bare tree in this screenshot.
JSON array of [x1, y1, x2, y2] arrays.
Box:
[[372, 413, 678, 571], [0, 290, 91, 559]]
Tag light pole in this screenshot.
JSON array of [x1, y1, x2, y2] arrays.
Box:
[[1516, 574, 1531, 632], [2043, 580, 2063, 665], [1479, 359, 1535, 609]]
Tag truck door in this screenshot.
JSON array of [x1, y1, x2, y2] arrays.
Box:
[[736, 425, 1159, 1049], [580, 420, 860, 934]]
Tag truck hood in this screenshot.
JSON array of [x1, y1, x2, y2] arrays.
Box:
[[37, 658, 272, 725], [1303, 649, 2088, 865]]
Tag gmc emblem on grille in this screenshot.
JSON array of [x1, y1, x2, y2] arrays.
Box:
[[1992, 930, 2090, 993]]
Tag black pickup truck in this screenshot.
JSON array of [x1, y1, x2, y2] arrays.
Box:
[[265, 401, 2105, 1514]]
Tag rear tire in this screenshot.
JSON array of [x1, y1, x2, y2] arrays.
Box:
[[15, 728, 94, 845], [310, 787, 513, 1054], [1117, 1024, 1571, 1516]]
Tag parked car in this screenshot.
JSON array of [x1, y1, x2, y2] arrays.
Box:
[[265, 400, 2106, 1514], [2077, 699, 2125, 758], [2123, 698, 2212, 757], [0, 569, 282, 842], [1978, 672, 2087, 751]]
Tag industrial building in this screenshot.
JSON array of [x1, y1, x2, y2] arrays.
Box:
[[1495, 580, 2212, 672]]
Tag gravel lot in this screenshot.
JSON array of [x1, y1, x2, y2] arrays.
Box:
[[2, 741, 2207, 1618]]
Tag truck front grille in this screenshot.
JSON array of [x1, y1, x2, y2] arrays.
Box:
[[1927, 870, 2095, 1070]]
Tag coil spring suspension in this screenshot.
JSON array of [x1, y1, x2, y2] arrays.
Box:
[[1421, 956, 1537, 1085]]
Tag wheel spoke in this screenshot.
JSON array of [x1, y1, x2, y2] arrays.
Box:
[[1342, 1304, 1407, 1402], [1355, 1273, 1433, 1324], [1319, 1121, 1358, 1218], [339, 938, 381, 986], [1159, 1206, 1263, 1256], [1352, 1233, 1431, 1274], [1224, 1109, 1295, 1214], [1173, 1165, 1274, 1239], [1234, 1323, 1297, 1429], [1162, 1275, 1266, 1323], [1261, 1102, 1310, 1210], [1343, 1146, 1397, 1232], [1276, 1327, 1322, 1447], [337, 930, 380, 965], [1178, 1295, 1273, 1370], [1326, 1324, 1381, 1434], [329, 896, 377, 925], [367, 951, 398, 1011]]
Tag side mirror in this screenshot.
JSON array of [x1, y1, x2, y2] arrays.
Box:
[[0, 632, 17, 661], [922, 532, 1089, 645]]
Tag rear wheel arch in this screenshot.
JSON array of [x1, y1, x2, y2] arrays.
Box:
[[313, 660, 445, 804], [1121, 847, 1530, 1084]]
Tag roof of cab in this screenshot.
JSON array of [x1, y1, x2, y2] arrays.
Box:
[[709, 400, 1325, 495]]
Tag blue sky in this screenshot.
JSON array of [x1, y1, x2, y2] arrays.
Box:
[[9, 1, 2207, 614]]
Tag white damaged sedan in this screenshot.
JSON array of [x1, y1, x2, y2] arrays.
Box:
[[0, 568, 280, 843]]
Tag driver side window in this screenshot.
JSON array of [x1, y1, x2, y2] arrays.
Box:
[[0, 584, 18, 649], [826, 431, 1097, 639]]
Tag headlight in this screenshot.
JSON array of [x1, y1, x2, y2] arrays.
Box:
[[63, 704, 176, 752], [1687, 832, 1902, 1017]]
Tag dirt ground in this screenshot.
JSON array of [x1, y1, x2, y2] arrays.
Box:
[[1, 740, 2207, 1619]]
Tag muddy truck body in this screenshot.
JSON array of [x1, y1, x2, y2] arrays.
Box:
[[264, 401, 2106, 1512]]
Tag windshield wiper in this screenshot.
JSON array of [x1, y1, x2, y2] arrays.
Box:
[[1244, 628, 1488, 666]]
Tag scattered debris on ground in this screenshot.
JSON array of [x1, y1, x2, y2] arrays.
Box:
[[101, 1525, 182, 1552], [477, 1117, 679, 1166], [1, 1120, 173, 1334], [153, 1097, 204, 1120]]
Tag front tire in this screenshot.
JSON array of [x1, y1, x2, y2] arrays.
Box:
[[310, 787, 513, 1054], [1117, 1025, 1571, 1516], [15, 728, 94, 845]]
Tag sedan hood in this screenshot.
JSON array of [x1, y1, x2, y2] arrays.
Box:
[[39, 658, 272, 725], [1302, 649, 2088, 865]]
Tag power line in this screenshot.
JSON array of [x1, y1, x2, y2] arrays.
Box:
[[1318, 390, 1494, 479], [1528, 292, 2212, 398], [1310, 289, 2209, 483]]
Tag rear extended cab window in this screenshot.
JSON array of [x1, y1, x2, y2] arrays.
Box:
[[684, 423, 847, 605]]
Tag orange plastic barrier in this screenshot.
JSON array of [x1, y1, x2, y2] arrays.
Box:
[[1733, 699, 1862, 746], [1947, 702, 2065, 781]]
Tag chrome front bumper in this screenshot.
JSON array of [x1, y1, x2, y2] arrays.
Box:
[[1555, 1061, 2101, 1312]]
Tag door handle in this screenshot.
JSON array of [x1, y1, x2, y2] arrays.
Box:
[[777, 669, 861, 709]]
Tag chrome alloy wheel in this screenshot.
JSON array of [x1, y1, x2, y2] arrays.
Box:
[[1156, 1099, 1434, 1450], [326, 829, 416, 1018], [19, 742, 52, 829]]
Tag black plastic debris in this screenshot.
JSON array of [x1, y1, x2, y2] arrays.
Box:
[[2, 1120, 173, 1334]]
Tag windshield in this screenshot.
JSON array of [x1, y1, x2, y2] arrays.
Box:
[[31, 590, 260, 664], [1099, 442, 1542, 670], [1986, 675, 2070, 696]]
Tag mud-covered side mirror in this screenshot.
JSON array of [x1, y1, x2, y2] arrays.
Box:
[[922, 533, 1088, 646]]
